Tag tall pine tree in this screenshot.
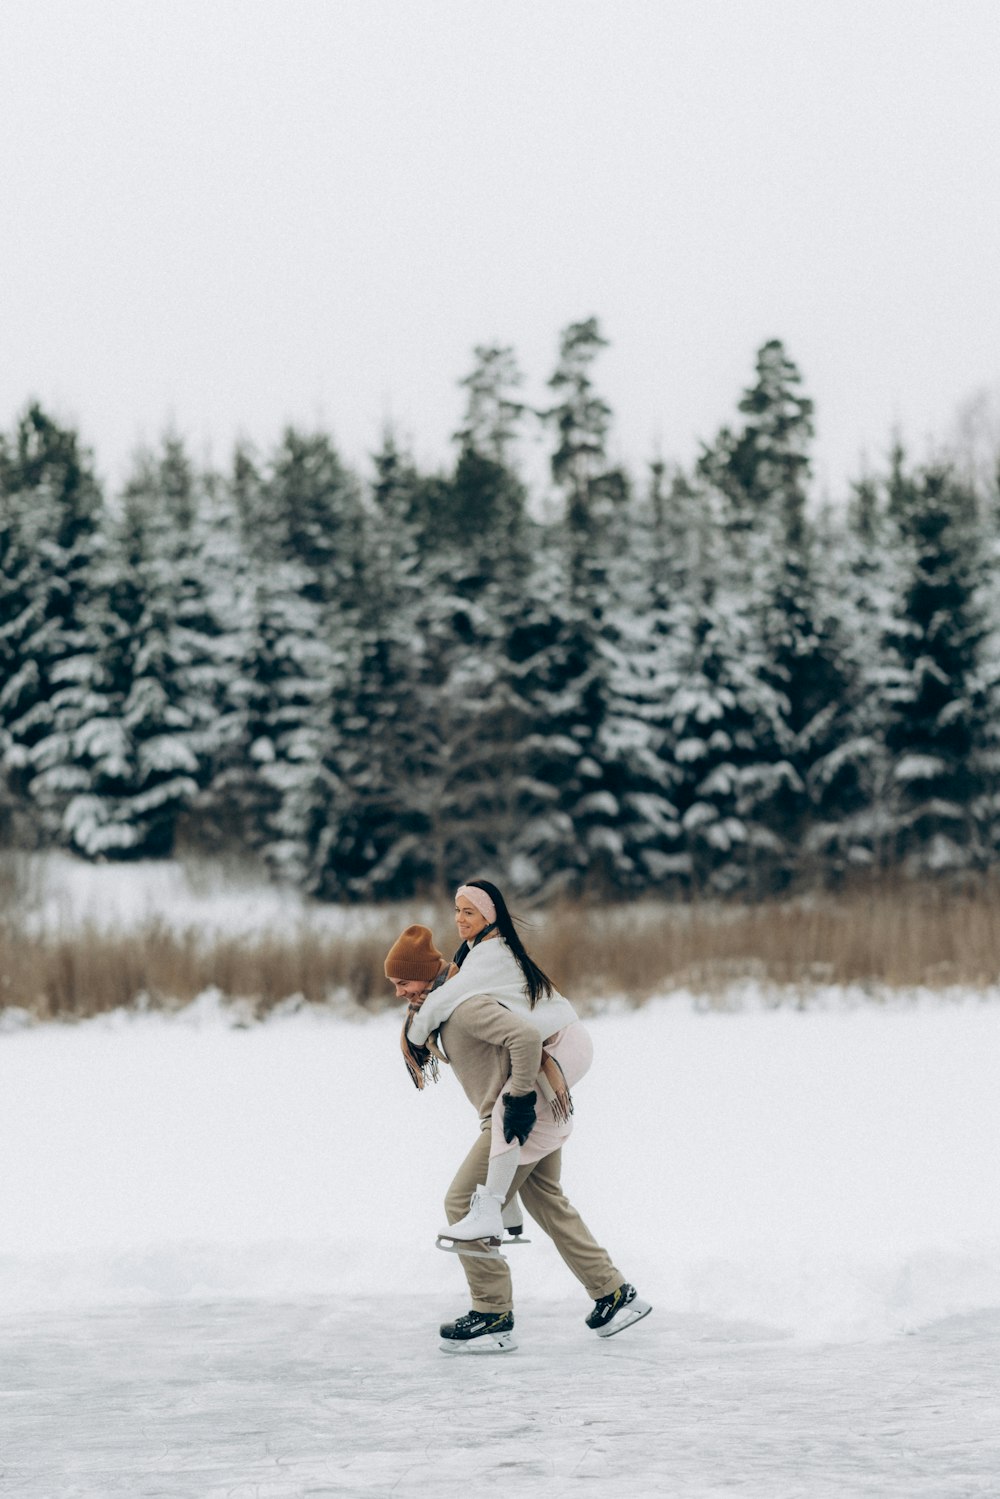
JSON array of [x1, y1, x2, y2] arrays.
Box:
[[881, 462, 992, 873], [0, 404, 106, 844]]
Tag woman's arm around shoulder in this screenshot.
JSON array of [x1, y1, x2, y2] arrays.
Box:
[[405, 941, 515, 1043]]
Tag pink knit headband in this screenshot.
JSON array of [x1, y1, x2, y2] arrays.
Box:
[[455, 885, 497, 924]]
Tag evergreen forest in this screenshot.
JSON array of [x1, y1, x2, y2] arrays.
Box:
[[3, 322, 999, 902]]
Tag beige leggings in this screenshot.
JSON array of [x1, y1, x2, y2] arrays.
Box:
[[444, 1126, 623, 1314]]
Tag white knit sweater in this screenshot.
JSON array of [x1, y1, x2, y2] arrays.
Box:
[[406, 937, 579, 1045]]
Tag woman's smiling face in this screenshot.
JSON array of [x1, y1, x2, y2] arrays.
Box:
[[454, 895, 489, 943]]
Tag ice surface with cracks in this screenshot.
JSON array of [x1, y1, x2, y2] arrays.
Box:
[[2, 1299, 999, 1499]]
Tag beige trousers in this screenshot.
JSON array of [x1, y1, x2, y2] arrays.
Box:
[[444, 1127, 624, 1313]]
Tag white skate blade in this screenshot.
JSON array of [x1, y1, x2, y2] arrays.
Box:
[[439, 1331, 517, 1354], [436, 1234, 505, 1262], [595, 1298, 652, 1338], [503, 1234, 532, 1247]]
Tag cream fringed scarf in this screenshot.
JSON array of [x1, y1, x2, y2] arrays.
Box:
[[399, 1005, 574, 1122], [400, 962, 457, 1090], [400, 1005, 448, 1090]]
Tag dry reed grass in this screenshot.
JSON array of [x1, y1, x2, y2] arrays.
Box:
[[530, 887, 1000, 1001], [3, 883, 1000, 1022], [0, 920, 397, 1022]]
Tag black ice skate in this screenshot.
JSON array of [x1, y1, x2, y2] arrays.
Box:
[[585, 1283, 652, 1338], [439, 1309, 517, 1354], [501, 1195, 532, 1247]]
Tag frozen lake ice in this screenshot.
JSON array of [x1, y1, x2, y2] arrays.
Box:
[[3, 1296, 998, 1497]]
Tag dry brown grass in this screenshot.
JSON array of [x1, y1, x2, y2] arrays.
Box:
[[3, 882, 1000, 1022], [0, 920, 398, 1022], [530, 887, 1000, 1001]]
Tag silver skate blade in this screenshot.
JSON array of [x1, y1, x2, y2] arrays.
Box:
[[503, 1235, 532, 1247], [435, 1234, 506, 1262], [596, 1298, 653, 1338], [439, 1332, 517, 1354]]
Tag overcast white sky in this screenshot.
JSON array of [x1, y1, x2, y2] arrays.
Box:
[[3, 0, 999, 500]]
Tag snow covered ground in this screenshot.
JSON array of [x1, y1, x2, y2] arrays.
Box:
[[2, 858, 999, 1494], [11, 850, 407, 939]]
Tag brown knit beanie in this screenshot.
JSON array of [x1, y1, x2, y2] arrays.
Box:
[[384, 925, 444, 982]]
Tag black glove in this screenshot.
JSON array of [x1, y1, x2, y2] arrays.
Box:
[[502, 1091, 537, 1146]]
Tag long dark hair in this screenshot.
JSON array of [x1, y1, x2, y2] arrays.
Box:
[[453, 879, 554, 1009]]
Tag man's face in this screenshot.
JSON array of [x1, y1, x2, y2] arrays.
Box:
[[391, 977, 431, 1004]]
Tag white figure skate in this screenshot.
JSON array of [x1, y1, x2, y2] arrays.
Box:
[[436, 1186, 505, 1260]]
